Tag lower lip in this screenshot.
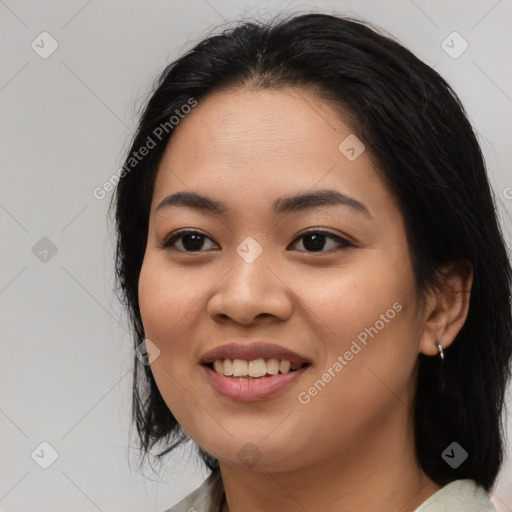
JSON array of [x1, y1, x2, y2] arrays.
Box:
[[201, 364, 310, 402]]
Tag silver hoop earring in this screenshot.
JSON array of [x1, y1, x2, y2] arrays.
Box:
[[436, 340, 444, 360]]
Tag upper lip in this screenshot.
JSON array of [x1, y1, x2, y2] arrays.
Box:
[[199, 341, 311, 365]]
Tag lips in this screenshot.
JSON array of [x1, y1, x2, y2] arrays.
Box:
[[199, 341, 311, 366], [198, 341, 312, 401], [202, 362, 310, 401]]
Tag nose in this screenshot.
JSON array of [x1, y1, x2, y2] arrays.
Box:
[[207, 251, 293, 326]]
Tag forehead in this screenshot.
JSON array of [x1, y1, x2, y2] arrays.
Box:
[[162, 86, 350, 167], [150, 86, 389, 219]]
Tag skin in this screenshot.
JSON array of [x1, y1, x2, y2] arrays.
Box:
[[138, 86, 473, 512]]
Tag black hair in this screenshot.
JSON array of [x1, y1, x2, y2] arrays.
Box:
[[111, 12, 512, 491]]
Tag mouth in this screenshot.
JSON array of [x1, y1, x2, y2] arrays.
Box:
[[200, 358, 312, 402], [199, 341, 311, 367], [203, 358, 311, 379], [199, 341, 312, 401]]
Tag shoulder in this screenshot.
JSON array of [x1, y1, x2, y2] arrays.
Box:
[[162, 475, 496, 512], [161, 470, 224, 512], [413, 479, 497, 512]]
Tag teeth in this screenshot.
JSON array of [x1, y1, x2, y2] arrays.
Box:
[[248, 358, 267, 377], [266, 358, 280, 375], [223, 358, 233, 376], [279, 360, 291, 373], [213, 359, 223, 374], [232, 359, 248, 377], [211, 358, 306, 377]]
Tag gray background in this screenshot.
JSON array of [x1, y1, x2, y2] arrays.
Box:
[[1, 0, 511, 510]]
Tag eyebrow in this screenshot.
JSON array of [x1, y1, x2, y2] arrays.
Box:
[[155, 189, 372, 218]]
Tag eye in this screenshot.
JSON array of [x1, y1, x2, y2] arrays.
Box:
[[158, 228, 354, 253], [289, 229, 354, 253], [158, 229, 218, 252]]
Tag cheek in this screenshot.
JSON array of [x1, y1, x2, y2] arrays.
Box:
[[138, 255, 202, 341], [296, 254, 412, 346], [138, 266, 170, 343], [137, 256, 206, 432], [295, 252, 420, 417]]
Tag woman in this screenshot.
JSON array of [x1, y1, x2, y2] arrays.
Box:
[[111, 13, 511, 512]]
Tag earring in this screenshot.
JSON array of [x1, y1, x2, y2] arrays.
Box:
[[436, 340, 444, 360]]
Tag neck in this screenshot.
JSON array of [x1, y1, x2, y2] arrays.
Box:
[[218, 402, 441, 512]]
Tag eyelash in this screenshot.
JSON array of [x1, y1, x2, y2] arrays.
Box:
[[158, 228, 354, 254]]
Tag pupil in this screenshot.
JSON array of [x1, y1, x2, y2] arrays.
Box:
[[183, 233, 204, 251], [181, 233, 327, 252], [304, 233, 326, 252]]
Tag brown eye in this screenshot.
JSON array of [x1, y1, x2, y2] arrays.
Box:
[[159, 230, 218, 252], [289, 229, 353, 253], [158, 228, 353, 254]]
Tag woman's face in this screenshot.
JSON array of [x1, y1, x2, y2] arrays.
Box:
[[138, 86, 427, 472]]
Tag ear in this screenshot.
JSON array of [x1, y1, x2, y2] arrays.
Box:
[[419, 260, 473, 356]]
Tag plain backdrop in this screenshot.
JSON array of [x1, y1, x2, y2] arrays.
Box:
[[1, 1, 511, 511]]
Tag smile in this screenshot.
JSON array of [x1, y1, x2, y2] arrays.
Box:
[[201, 360, 311, 402]]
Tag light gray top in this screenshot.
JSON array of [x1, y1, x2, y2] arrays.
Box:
[[162, 471, 497, 512]]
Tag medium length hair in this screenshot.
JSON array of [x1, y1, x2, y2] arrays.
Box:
[[111, 13, 512, 491]]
